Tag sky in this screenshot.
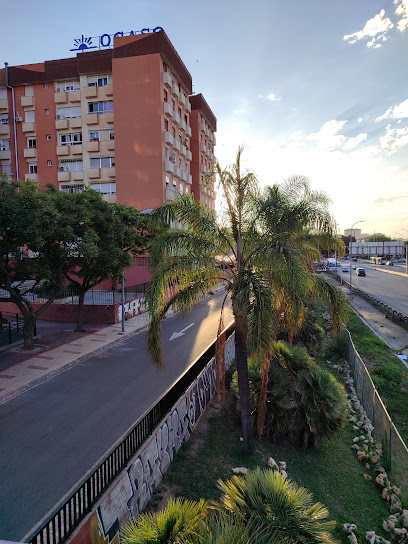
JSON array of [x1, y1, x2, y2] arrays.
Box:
[[1, 0, 407, 237]]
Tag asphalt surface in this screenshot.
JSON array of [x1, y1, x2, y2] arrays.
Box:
[[0, 290, 233, 541]]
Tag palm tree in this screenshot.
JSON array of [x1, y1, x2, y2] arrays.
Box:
[[121, 497, 207, 544], [145, 148, 347, 452], [213, 468, 336, 543]]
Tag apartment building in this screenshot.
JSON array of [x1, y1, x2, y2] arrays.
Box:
[[0, 31, 216, 212]]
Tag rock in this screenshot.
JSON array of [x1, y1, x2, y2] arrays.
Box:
[[353, 425, 360, 431], [365, 463, 371, 470], [366, 531, 376, 543], [393, 527, 407, 538], [370, 455, 380, 464], [232, 467, 248, 474], [279, 461, 287, 470], [387, 519, 395, 530], [400, 510, 408, 528], [364, 474, 372, 480], [363, 444, 368, 451], [353, 436, 360, 443], [375, 473, 387, 488], [343, 523, 357, 533], [280, 470, 287, 478], [348, 533, 358, 544], [351, 444, 359, 450], [389, 500, 402, 514], [383, 521, 391, 532], [382, 488, 389, 500], [267, 457, 278, 469], [391, 486, 402, 497]]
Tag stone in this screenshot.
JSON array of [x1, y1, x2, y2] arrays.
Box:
[[232, 467, 248, 474], [279, 461, 287, 470], [352, 444, 359, 450], [393, 528, 407, 537], [348, 533, 358, 544], [400, 510, 408, 528], [382, 488, 389, 500], [353, 436, 360, 443], [363, 444, 368, 451], [267, 457, 278, 469], [343, 523, 357, 533], [366, 531, 376, 544], [375, 474, 387, 487], [280, 469, 287, 478], [370, 455, 380, 464], [365, 463, 371, 470], [391, 486, 402, 497], [364, 474, 372, 480]]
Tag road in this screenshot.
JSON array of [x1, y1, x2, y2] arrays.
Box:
[[0, 289, 233, 541], [337, 261, 408, 315]]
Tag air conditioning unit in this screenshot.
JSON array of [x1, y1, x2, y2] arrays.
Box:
[[56, 115, 62, 120], [59, 167, 64, 172], [15, 116, 23, 122]]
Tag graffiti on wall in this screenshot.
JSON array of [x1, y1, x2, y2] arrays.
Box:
[[117, 296, 145, 322], [70, 334, 235, 544]]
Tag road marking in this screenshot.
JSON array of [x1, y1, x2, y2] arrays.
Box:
[[169, 323, 195, 341]]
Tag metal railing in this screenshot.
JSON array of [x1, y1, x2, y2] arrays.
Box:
[[0, 283, 149, 307], [0, 311, 36, 346], [345, 328, 408, 495], [25, 322, 235, 544]]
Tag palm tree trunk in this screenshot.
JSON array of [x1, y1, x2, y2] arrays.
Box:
[[257, 359, 270, 437], [234, 315, 254, 454]]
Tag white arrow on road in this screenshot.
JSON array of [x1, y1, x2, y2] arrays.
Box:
[[169, 323, 195, 341]]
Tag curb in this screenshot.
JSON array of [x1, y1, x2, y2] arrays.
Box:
[[0, 321, 148, 406]]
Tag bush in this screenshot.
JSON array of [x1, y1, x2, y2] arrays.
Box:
[[232, 342, 347, 447]]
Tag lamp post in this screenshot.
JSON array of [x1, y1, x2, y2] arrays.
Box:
[[349, 220, 366, 294]]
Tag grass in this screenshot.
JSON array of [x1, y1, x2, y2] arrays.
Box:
[[346, 310, 408, 444]]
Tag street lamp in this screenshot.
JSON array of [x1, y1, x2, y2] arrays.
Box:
[[349, 220, 366, 294]]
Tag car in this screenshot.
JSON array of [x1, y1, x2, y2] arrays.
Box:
[[342, 266, 349, 272], [352, 264, 358, 270], [356, 267, 366, 276], [385, 261, 394, 266]]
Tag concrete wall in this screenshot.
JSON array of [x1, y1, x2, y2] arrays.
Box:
[[68, 333, 236, 544]]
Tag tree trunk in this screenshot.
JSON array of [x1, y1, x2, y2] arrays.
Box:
[[257, 359, 270, 438], [234, 315, 254, 454], [22, 310, 37, 350], [75, 291, 86, 332]]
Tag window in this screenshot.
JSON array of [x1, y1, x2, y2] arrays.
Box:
[[172, 125, 176, 137], [89, 156, 115, 168], [29, 163, 37, 174], [165, 148, 170, 160], [61, 184, 84, 193], [89, 131, 100, 141], [0, 89, 7, 99], [173, 177, 176, 187], [178, 108, 182, 117], [179, 157, 183, 168], [0, 139, 10, 151], [25, 86, 34, 97], [56, 81, 80, 92], [25, 111, 35, 123], [47, 160, 52, 166], [57, 107, 81, 119], [0, 116, 8, 125], [164, 119, 169, 131], [163, 63, 167, 72], [185, 114, 188, 123], [45, 109, 49, 115], [180, 182, 184, 193], [109, 130, 114, 140], [87, 75, 110, 87], [44, 83, 48, 89], [27, 138, 36, 149], [90, 182, 116, 194], [46, 134, 51, 141], [59, 159, 83, 172], [59, 133, 82, 146], [166, 174, 170, 185], [2, 163, 11, 175], [88, 101, 113, 114], [172, 100, 175, 110]]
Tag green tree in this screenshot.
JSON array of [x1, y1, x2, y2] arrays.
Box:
[[145, 148, 347, 452], [55, 189, 149, 332], [0, 178, 81, 349], [364, 234, 391, 242]]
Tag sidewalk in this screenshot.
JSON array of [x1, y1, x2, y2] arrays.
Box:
[[0, 313, 149, 405]]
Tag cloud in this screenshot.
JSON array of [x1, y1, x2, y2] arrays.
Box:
[[377, 123, 408, 155], [375, 98, 408, 121], [233, 108, 246, 115], [343, 9, 394, 47], [374, 193, 408, 204], [394, 0, 408, 32], [306, 119, 367, 151], [266, 92, 281, 102], [358, 118, 363, 123]]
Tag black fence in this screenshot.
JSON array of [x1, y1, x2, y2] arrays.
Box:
[[330, 272, 408, 329], [0, 311, 36, 347], [25, 322, 235, 544], [0, 283, 149, 307]]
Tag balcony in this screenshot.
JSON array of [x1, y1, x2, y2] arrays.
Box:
[[58, 171, 71, 182], [188, 174, 192, 184], [186, 150, 192, 161], [173, 166, 181, 179], [179, 93, 186, 106], [201, 164, 207, 173], [56, 146, 69, 156], [21, 96, 34, 107], [69, 118, 82, 129], [25, 173, 37, 182], [102, 84, 113, 98], [106, 166, 115, 178], [71, 144, 83, 155], [171, 83, 179, 98], [85, 140, 99, 152], [55, 92, 67, 104], [85, 114, 99, 125], [185, 100, 191, 113], [24, 148, 37, 158], [102, 112, 114, 124], [0, 150, 10, 160], [173, 114, 181, 126], [186, 126, 192, 137], [0, 99, 8, 113], [173, 139, 181, 151], [200, 121, 206, 133], [180, 144, 187, 156], [55, 118, 69, 130], [0, 125, 10, 137], [105, 139, 115, 152], [67, 90, 81, 103], [180, 170, 188, 182], [164, 102, 173, 118], [166, 187, 177, 201], [22, 122, 36, 133], [180, 119, 187, 132], [84, 86, 98, 99], [72, 170, 84, 181], [164, 131, 173, 145], [163, 72, 172, 90], [165, 160, 174, 173], [88, 168, 101, 179]]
